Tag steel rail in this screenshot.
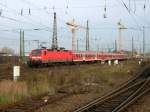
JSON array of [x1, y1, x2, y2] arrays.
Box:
[[73, 68, 150, 112], [73, 79, 146, 112], [116, 85, 150, 112], [113, 78, 150, 112]]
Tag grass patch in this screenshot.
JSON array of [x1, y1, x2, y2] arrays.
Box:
[[0, 80, 28, 104], [0, 60, 141, 104]]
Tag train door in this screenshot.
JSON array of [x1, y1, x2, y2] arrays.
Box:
[[83, 53, 85, 61], [42, 50, 47, 63]]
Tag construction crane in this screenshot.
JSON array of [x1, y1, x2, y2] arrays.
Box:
[[66, 20, 79, 51], [66, 19, 88, 51], [117, 21, 127, 52]]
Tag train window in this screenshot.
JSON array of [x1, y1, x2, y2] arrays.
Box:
[[44, 51, 47, 55], [76, 54, 78, 57], [31, 50, 41, 56]]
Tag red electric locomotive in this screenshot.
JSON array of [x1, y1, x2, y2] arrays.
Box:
[[28, 49, 72, 66], [28, 48, 128, 66]]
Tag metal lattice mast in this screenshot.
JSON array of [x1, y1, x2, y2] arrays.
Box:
[[86, 20, 89, 51], [132, 36, 134, 57], [51, 12, 58, 50], [115, 40, 117, 52]]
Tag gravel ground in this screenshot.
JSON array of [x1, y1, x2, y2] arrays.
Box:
[[125, 93, 150, 112], [37, 93, 101, 112]]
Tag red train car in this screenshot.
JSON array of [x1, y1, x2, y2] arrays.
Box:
[[28, 48, 128, 66], [72, 52, 97, 62], [28, 49, 72, 65]]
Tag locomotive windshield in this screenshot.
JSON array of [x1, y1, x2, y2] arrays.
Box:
[[31, 50, 42, 56]]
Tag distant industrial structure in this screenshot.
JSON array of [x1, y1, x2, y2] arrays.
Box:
[[66, 19, 90, 51], [51, 12, 58, 50], [66, 19, 79, 51], [20, 30, 25, 62], [117, 21, 126, 52], [86, 20, 90, 51]]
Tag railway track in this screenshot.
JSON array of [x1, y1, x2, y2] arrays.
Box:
[[73, 67, 150, 112], [0, 65, 149, 112]]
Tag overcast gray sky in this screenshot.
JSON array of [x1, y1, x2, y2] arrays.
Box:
[[0, 0, 150, 54]]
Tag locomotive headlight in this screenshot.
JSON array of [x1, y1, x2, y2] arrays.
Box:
[[31, 56, 41, 59], [37, 56, 41, 59]]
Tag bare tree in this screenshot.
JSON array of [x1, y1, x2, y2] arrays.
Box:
[[1, 47, 15, 55]]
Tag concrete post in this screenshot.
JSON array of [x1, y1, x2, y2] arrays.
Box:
[[108, 60, 111, 66], [101, 60, 105, 64], [114, 60, 119, 65], [13, 66, 20, 81]]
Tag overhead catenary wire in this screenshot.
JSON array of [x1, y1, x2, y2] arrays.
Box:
[[17, 0, 51, 26], [17, 0, 70, 30], [0, 15, 24, 22], [0, 10, 47, 27], [0, 6, 55, 31], [116, 0, 142, 29], [0, 1, 149, 43], [65, 0, 69, 14], [1, 0, 149, 29], [23, 0, 71, 25], [103, 0, 107, 18], [134, 0, 136, 13], [0, 2, 50, 28]]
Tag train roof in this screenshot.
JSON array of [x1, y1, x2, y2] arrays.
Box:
[[31, 49, 71, 52], [31, 49, 127, 55]]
